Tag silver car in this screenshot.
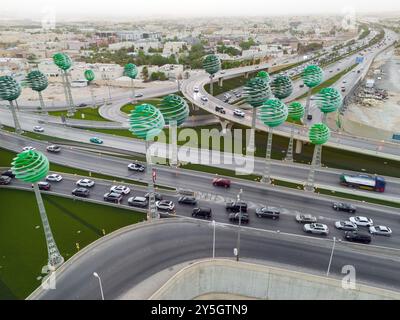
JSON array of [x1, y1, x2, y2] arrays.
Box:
[[369, 225, 392, 236], [295, 213, 317, 223], [334, 220, 357, 231], [303, 223, 329, 235]]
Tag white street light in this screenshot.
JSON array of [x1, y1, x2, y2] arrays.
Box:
[[93, 272, 105, 300], [212, 220, 216, 259], [326, 237, 336, 276]]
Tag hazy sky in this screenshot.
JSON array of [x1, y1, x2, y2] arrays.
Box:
[[2, 0, 400, 19]]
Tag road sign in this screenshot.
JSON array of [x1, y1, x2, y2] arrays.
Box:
[[356, 56, 364, 64]]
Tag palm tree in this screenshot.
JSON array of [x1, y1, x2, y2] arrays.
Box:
[[84, 69, 96, 107], [124, 63, 138, 102], [301, 65, 323, 120], [129, 104, 165, 220], [203, 54, 221, 96], [0, 75, 22, 134], [158, 94, 189, 167], [11, 150, 64, 271], [270, 75, 293, 100], [53, 53, 75, 116], [316, 87, 342, 123], [285, 102, 304, 162], [304, 123, 330, 192], [243, 76, 272, 153], [258, 98, 288, 183], [26, 70, 49, 114]]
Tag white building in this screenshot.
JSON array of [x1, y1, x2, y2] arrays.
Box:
[[162, 41, 187, 56]]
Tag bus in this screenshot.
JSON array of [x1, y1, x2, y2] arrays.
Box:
[[340, 174, 385, 192]]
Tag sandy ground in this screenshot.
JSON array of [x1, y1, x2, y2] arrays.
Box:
[[346, 49, 400, 132]]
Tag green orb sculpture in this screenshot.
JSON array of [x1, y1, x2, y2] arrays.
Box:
[[288, 102, 305, 121], [53, 53, 72, 71], [0, 75, 21, 101], [271, 75, 293, 99], [257, 71, 270, 83], [203, 54, 221, 75], [301, 65, 323, 88], [129, 104, 165, 141], [11, 150, 49, 183], [309, 123, 330, 145], [124, 63, 138, 79], [26, 70, 48, 92], [158, 94, 189, 126], [244, 77, 272, 107], [258, 98, 288, 128], [316, 87, 342, 114], [84, 69, 95, 82]]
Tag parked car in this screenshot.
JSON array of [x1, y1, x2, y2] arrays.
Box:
[[334, 220, 358, 231], [127, 163, 145, 172], [192, 207, 212, 219], [1, 169, 15, 178], [46, 145, 61, 153], [37, 181, 51, 191], [178, 196, 197, 205], [128, 196, 148, 208], [212, 178, 231, 188], [295, 213, 317, 223], [344, 231, 371, 244], [33, 126, 44, 133], [229, 212, 249, 224], [144, 192, 163, 201], [103, 192, 123, 203], [156, 200, 175, 212], [303, 223, 329, 235], [369, 225, 392, 236], [332, 202, 356, 213], [72, 187, 90, 198], [225, 201, 248, 213], [215, 106, 226, 114], [110, 185, 131, 195], [255, 207, 280, 219], [76, 179, 95, 188], [0, 176, 11, 185], [349, 216, 373, 227], [233, 109, 245, 117], [46, 174, 63, 182], [90, 137, 103, 144]]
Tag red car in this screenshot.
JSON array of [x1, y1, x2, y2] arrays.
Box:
[[212, 178, 231, 188], [32, 181, 51, 191]]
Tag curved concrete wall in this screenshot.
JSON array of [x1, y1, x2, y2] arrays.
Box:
[[150, 259, 400, 300]]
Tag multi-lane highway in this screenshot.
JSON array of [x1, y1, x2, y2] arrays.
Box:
[[29, 219, 400, 299]]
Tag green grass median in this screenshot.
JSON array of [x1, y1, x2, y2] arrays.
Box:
[[0, 188, 146, 300], [48, 107, 109, 122]]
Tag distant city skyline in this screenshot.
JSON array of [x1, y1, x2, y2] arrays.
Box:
[[1, 0, 400, 20]]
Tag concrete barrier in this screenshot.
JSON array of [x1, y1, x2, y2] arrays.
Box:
[[150, 259, 400, 300]]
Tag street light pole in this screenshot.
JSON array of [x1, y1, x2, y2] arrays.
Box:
[[236, 189, 243, 262], [93, 272, 104, 300], [212, 220, 216, 259], [326, 237, 336, 276]]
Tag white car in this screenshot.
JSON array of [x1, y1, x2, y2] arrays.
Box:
[[349, 216, 373, 227], [233, 109, 245, 117], [22, 146, 36, 151], [46, 174, 63, 182], [303, 223, 329, 235], [193, 86, 199, 93], [127, 163, 145, 172], [369, 225, 392, 236], [201, 96, 208, 102], [334, 220, 358, 231], [76, 179, 95, 188], [156, 200, 175, 212], [33, 126, 44, 133], [110, 185, 131, 195]]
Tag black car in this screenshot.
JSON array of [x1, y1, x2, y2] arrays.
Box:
[[0, 176, 11, 185], [103, 192, 123, 203], [37, 181, 51, 191], [255, 207, 280, 219], [72, 187, 90, 197], [332, 202, 356, 213], [307, 114, 312, 120], [344, 231, 371, 244], [229, 212, 249, 224], [77, 103, 87, 108], [192, 207, 212, 219], [178, 196, 197, 205], [46, 145, 61, 153], [1, 169, 15, 178], [226, 201, 247, 213], [215, 106, 226, 114], [144, 192, 163, 201]]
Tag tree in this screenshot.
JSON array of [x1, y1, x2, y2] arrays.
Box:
[[141, 66, 149, 81]]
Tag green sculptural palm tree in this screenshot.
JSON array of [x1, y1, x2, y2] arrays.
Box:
[[0, 75, 22, 134], [124, 63, 138, 102], [53, 52, 75, 116], [285, 102, 304, 162], [26, 70, 49, 114], [84, 69, 96, 107], [11, 150, 64, 271], [203, 54, 221, 96], [301, 65, 323, 120], [129, 104, 165, 220]]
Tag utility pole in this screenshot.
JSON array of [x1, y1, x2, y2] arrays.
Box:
[[236, 188, 243, 262]]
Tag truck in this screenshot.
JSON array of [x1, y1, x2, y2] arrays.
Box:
[[340, 174, 386, 192]]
